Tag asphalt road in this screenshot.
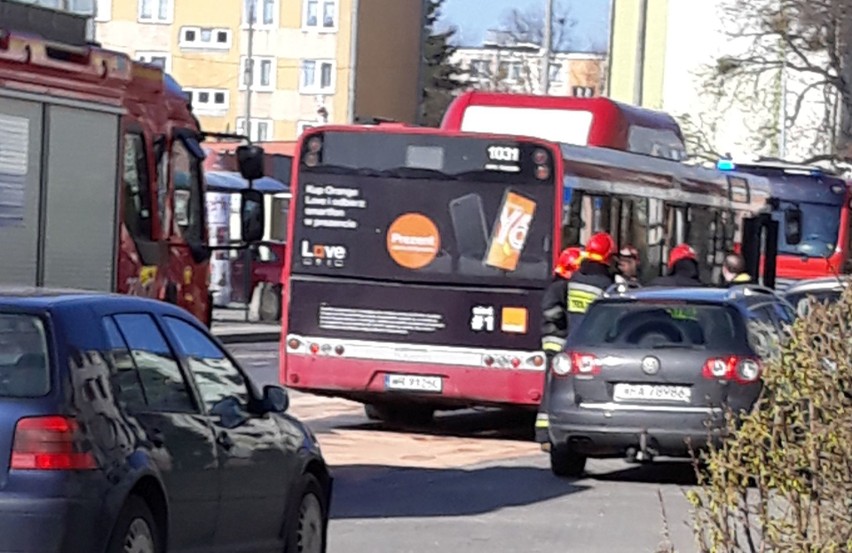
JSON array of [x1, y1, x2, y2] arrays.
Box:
[[231, 342, 700, 553]]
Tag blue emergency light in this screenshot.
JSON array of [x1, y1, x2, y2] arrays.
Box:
[[716, 159, 736, 171]]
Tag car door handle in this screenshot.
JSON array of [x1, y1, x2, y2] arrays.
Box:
[[217, 431, 235, 450], [150, 429, 165, 448]]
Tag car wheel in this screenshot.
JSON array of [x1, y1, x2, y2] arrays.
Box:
[[364, 403, 434, 425], [106, 496, 161, 553], [285, 474, 328, 553], [550, 444, 586, 478], [259, 284, 282, 322]]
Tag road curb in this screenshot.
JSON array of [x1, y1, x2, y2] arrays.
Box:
[[216, 331, 281, 344]]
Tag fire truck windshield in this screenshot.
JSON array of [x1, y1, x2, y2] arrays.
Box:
[[771, 200, 841, 257], [292, 131, 557, 288]]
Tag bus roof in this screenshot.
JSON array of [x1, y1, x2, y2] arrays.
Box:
[[441, 91, 687, 159]]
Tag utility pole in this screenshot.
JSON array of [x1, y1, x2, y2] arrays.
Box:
[[633, 0, 648, 106], [540, 0, 553, 95], [244, 0, 255, 142]]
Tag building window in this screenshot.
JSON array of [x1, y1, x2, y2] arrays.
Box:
[[65, 0, 111, 21], [236, 118, 274, 142], [244, 0, 277, 27], [549, 63, 563, 83], [303, 0, 337, 30], [185, 88, 230, 113], [138, 0, 173, 23], [136, 52, 172, 73], [239, 56, 275, 91], [180, 27, 232, 49], [299, 59, 335, 93], [499, 61, 522, 82], [469, 59, 490, 79], [572, 86, 595, 98]]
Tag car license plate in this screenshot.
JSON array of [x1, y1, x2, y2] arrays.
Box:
[[613, 383, 691, 403], [385, 374, 442, 393]]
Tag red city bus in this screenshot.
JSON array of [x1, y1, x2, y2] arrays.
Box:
[[442, 91, 687, 161], [0, 11, 262, 324], [716, 160, 852, 289], [279, 125, 768, 422]]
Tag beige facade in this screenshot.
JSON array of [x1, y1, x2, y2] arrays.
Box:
[[452, 43, 607, 97], [72, 0, 423, 140]]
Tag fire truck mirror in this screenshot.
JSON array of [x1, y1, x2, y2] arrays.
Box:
[[784, 207, 802, 246], [240, 189, 265, 243], [237, 144, 265, 181]]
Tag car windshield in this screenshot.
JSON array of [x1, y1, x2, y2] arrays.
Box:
[[771, 201, 841, 258], [571, 302, 743, 350], [0, 313, 50, 397]]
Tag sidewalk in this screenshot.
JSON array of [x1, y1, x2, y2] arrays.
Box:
[[211, 306, 281, 344]]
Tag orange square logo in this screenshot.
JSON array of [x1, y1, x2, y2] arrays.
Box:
[[501, 307, 528, 334]]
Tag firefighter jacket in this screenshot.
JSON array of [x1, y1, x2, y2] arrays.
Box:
[[566, 260, 614, 333], [649, 259, 704, 287], [725, 272, 753, 287], [540, 277, 569, 355]]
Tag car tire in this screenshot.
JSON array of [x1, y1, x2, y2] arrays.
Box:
[[364, 403, 434, 425], [259, 284, 282, 322], [285, 474, 328, 553], [550, 444, 586, 478], [105, 496, 162, 553]]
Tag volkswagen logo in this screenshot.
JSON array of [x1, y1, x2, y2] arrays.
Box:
[[641, 356, 660, 375]]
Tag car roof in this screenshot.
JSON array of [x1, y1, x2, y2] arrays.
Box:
[[783, 276, 850, 295], [600, 285, 780, 305], [0, 286, 192, 319]]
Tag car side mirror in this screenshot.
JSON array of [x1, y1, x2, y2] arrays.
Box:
[[240, 189, 265, 243], [784, 208, 802, 245], [237, 144, 265, 181], [261, 385, 289, 413]]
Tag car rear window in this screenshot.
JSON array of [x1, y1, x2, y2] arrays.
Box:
[[0, 313, 50, 397], [785, 290, 842, 317], [571, 302, 743, 350]]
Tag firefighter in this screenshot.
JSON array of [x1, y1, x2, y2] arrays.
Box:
[[537, 246, 584, 444], [650, 243, 704, 287], [566, 232, 616, 330], [540, 246, 584, 356], [722, 252, 752, 286], [615, 245, 641, 286]]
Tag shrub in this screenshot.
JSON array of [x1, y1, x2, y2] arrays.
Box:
[[688, 284, 852, 552]]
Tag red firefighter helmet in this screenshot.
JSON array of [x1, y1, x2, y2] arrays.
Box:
[[585, 232, 616, 263], [554, 247, 584, 279], [668, 243, 697, 269]]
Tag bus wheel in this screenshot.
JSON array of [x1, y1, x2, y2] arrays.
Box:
[[364, 403, 434, 426]]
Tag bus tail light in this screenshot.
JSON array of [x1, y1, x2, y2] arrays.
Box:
[[530, 355, 545, 368], [483, 355, 495, 367], [533, 148, 549, 165], [511, 357, 521, 368], [288, 338, 301, 350], [535, 165, 550, 180], [334, 345, 345, 356], [11, 416, 97, 471], [309, 343, 320, 355]]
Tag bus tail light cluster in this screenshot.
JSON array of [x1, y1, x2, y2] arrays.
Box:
[[532, 148, 550, 181], [289, 337, 346, 357], [551, 352, 601, 377], [482, 354, 535, 369], [303, 135, 323, 167], [702, 356, 762, 384], [11, 416, 97, 471]]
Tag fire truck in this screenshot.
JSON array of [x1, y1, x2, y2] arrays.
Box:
[[0, 3, 264, 324]]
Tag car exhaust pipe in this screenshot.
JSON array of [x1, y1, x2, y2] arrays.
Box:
[[626, 432, 657, 463]]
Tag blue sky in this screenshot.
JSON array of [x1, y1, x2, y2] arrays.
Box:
[[436, 0, 612, 52]]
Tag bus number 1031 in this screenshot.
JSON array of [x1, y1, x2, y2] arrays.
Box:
[[487, 146, 520, 163]]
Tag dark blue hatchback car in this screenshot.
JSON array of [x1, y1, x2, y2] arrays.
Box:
[[0, 288, 331, 553]]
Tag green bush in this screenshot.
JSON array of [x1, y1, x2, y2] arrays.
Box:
[[688, 285, 852, 552]]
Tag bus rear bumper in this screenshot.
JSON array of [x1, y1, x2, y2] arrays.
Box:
[[281, 335, 546, 408]]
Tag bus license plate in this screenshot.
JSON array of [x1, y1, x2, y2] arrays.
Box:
[[613, 383, 691, 403], [385, 374, 442, 393]]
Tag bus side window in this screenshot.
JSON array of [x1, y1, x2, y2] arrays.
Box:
[[171, 137, 205, 245], [154, 135, 169, 238], [617, 196, 653, 282], [686, 207, 722, 284], [562, 189, 585, 247], [122, 132, 152, 241], [647, 198, 666, 277]]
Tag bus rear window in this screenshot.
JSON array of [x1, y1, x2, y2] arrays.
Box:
[[0, 314, 50, 397]]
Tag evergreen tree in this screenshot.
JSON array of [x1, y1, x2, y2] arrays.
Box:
[[419, 0, 465, 127]]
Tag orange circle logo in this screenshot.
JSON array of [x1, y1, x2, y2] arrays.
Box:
[[386, 213, 441, 269]]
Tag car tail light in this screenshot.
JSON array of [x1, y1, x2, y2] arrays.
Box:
[[702, 356, 762, 383], [11, 416, 97, 471], [552, 352, 601, 377]]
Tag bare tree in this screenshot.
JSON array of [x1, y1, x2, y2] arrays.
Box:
[[683, 0, 852, 167], [498, 2, 577, 52]]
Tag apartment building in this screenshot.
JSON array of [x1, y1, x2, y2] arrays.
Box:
[[452, 32, 607, 97], [30, 0, 424, 140]]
